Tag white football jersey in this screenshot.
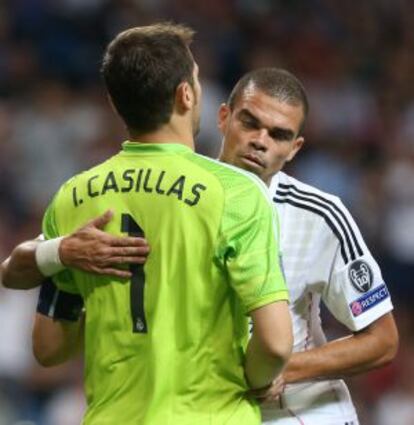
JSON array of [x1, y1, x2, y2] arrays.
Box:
[[261, 171, 393, 425]]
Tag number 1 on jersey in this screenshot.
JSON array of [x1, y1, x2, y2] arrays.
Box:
[[121, 214, 148, 333]]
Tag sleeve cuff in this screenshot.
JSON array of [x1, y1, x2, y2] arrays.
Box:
[[245, 290, 290, 314]]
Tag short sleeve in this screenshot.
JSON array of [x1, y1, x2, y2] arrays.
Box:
[[321, 205, 393, 331], [217, 178, 289, 313]]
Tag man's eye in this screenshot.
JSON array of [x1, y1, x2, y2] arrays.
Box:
[[269, 130, 292, 141], [241, 120, 257, 129]]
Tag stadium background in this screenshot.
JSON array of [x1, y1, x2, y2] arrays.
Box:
[[0, 1, 413, 424]]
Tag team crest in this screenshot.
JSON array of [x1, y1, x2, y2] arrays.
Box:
[[348, 260, 373, 293]]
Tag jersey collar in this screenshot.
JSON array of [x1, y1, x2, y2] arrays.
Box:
[[121, 141, 192, 154]]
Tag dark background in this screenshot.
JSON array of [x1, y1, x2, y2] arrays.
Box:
[[0, 1, 413, 424]]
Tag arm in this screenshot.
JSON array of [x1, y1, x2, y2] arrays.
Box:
[[1, 239, 45, 289], [1, 210, 150, 289], [32, 313, 84, 367], [258, 198, 398, 401], [245, 301, 293, 389], [283, 311, 398, 384], [258, 311, 398, 403], [219, 177, 292, 389], [33, 278, 85, 367], [281, 197, 398, 384]]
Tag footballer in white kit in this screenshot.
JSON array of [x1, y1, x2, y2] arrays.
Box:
[[261, 171, 393, 425], [214, 67, 395, 425]]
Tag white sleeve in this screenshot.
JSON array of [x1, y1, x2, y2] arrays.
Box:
[[321, 201, 393, 332]]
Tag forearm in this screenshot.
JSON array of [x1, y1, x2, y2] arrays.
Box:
[[245, 334, 287, 389], [285, 336, 375, 383], [1, 241, 45, 289], [284, 314, 398, 383], [33, 313, 84, 367], [245, 301, 293, 389]]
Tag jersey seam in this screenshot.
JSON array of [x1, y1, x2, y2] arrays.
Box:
[[179, 152, 226, 260]]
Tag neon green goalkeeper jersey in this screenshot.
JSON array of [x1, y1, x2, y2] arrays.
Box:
[[43, 142, 288, 425]]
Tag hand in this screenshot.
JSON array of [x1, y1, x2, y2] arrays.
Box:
[[59, 210, 150, 278], [248, 374, 286, 405]]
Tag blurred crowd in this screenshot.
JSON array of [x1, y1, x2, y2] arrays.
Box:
[[0, 1, 413, 424]]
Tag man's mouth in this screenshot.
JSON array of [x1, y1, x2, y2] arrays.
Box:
[[241, 153, 265, 168]]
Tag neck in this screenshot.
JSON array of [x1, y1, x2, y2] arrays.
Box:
[[128, 122, 194, 150]]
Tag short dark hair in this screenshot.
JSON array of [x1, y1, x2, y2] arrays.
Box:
[[101, 23, 195, 134], [228, 68, 309, 135]]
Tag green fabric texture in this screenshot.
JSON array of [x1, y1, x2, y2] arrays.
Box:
[[43, 141, 288, 425]]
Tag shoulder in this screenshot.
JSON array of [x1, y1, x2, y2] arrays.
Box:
[[271, 171, 342, 205], [272, 172, 365, 265], [189, 153, 270, 199], [56, 155, 117, 195]]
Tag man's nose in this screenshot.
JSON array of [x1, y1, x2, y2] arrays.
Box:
[[249, 129, 268, 150]]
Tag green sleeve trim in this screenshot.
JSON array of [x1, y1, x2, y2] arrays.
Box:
[[245, 290, 290, 314]]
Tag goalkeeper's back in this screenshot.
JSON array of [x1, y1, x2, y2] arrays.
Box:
[[43, 141, 288, 424]]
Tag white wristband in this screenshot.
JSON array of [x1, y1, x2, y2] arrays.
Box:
[[35, 237, 65, 277]]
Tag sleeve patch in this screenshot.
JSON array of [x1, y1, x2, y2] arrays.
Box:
[[348, 259, 373, 293], [349, 283, 389, 317]]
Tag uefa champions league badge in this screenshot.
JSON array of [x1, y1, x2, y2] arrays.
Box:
[[348, 259, 373, 293], [349, 284, 389, 317]]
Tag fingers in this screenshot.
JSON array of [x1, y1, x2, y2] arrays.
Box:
[[246, 383, 272, 400], [105, 246, 149, 256], [247, 377, 285, 404], [87, 209, 114, 230], [108, 236, 149, 248], [96, 267, 132, 279], [92, 246, 149, 266], [260, 377, 285, 403], [262, 388, 282, 403], [260, 396, 280, 408], [109, 256, 148, 265]]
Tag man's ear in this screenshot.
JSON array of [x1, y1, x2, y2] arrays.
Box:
[[217, 103, 230, 135], [175, 81, 194, 113], [107, 94, 117, 114], [286, 137, 305, 162]]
